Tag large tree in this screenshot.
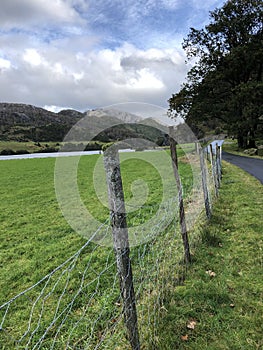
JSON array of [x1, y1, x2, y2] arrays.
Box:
[[168, 0, 263, 148]]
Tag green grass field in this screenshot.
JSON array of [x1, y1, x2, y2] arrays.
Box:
[[0, 149, 261, 349], [0, 149, 194, 348]]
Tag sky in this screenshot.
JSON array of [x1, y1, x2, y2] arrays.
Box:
[[0, 0, 226, 113]]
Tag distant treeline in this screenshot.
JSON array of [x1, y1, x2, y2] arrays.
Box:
[[0, 141, 107, 156]]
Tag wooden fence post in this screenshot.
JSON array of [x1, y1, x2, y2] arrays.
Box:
[[169, 127, 191, 264], [209, 144, 219, 197], [216, 144, 222, 187], [219, 144, 223, 179], [199, 146, 212, 219], [103, 146, 140, 350], [195, 141, 198, 154]]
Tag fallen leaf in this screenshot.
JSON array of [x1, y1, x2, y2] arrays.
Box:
[[187, 319, 197, 330], [206, 270, 216, 277], [181, 334, 189, 341], [160, 305, 168, 312], [230, 303, 235, 308]]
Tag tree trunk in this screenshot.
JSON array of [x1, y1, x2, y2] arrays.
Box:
[[237, 132, 247, 149], [248, 128, 256, 148]]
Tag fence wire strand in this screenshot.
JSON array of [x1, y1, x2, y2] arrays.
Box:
[[0, 197, 181, 349], [0, 146, 220, 349]]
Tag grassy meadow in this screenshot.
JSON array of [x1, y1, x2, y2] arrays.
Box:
[[0, 148, 194, 348], [1, 146, 261, 349]]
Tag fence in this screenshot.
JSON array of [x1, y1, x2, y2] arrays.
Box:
[[0, 135, 222, 349]]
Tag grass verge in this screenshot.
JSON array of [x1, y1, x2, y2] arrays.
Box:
[[223, 139, 263, 159], [156, 161, 263, 349]]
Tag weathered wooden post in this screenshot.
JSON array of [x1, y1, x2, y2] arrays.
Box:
[[219, 144, 223, 178], [169, 126, 191, 264], [103, 146, 140, 350], [206, 145, 210, 160], [199, 146, 212, 219], [195, 141, 199, 154], [209, 143, 219, 197], [216, 144, 222, 186]]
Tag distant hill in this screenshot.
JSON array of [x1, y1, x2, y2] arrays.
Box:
[[0, 103, 166, 144], [0, 103, 83, 142]]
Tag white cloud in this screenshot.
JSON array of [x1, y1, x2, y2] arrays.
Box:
[[23, 49, 46, 66], [44, 105, 69, 113], [0, 0, 226, 111], [0, 57, 11, 70], [127, 68, 164, 90], [0, 39, 188, 110], [0, 0, 82, 29]]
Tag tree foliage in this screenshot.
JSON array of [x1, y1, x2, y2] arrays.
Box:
[[168, 0, 263, 147]]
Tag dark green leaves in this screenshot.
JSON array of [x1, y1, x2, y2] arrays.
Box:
[[168, 0, 263, 148]]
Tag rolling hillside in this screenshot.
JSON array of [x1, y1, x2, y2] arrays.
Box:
[[0, 103, 166, 144]]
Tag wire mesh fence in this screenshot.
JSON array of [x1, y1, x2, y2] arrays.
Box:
[[0, 142, 222, 349], [0, 223, 121, 349], [0, 201, 180, 349]]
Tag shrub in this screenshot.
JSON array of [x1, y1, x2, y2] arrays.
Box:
[[15, 150, 30, 155], [0, 149, 15, 155]]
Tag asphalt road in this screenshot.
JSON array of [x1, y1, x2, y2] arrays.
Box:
[[222, 151, 263, 184]]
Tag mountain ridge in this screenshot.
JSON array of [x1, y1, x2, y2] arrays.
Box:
[[0, 102, 167, 143]]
